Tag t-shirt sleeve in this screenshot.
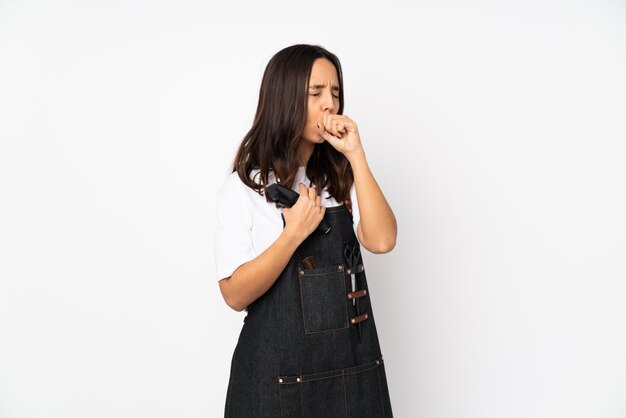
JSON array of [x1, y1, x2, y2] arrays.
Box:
[[213, 174, 255, 281], [349, 181, 361, 238]]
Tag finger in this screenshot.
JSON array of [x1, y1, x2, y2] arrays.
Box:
[[299, 182, 307, 198], [307, 185, 317, 201], [333, 120, 345, 137], [318, 124, 340, 143], [316, 195, 321, 207], [321, 129, 337, 142], [322, 130, 342, 150], [327, 114, 351, 123], [331, 120, 339, 136], [323, 114, 334, 132], [328, 115, 354, 131]]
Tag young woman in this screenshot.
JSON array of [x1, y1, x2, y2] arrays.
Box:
[[214, 44, 397, 417]]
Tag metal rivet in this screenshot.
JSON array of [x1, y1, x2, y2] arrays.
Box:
[[296, 377, 301, 382], [278, 378, 283, 383], [338, 265, 344, 271], [376, 360, 380, 365], [299, 269, 304, 276]]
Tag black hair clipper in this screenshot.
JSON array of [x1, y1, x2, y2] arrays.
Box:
[[266, 183, 332, 235]]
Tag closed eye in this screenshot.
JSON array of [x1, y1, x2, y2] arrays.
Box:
[[310, 93, 339, 99]]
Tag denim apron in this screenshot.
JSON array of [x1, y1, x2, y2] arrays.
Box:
[[224, 202, 393, 417]]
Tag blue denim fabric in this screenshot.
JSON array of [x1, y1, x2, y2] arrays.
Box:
[[224, 203, 393, 417]]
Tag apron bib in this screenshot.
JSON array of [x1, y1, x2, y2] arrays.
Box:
[[224, 203, 393, 417]]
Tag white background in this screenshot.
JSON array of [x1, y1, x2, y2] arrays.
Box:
[[1, 0, 625, 417]]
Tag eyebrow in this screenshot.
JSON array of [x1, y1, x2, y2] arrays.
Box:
[[308, 84, 340, 92]]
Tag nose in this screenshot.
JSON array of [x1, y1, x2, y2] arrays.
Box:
[[321, 90, 336, 114]]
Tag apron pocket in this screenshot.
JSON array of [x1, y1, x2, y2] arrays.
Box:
[[278, 372, 345, 417], [277, 356, 386, 418], [298, 264, 349, 335]]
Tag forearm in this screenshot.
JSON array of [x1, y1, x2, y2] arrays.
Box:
[[349, 152, 397, 253], [219, 229, 303, 311]]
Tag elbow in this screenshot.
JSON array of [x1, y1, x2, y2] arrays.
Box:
[[230, 303, 247, 312], [362, 238, 396, 254], [377, 226, 398, 253], [370, 231, 397, 254], [383, 239, 397, 253], [359, 221, 397, 254], [219, 277, 247, 312], [225, 296, 246, 312], [372, 239, 396, 254]]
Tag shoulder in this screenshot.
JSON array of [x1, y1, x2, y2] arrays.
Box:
[[216, 171, 246, 203], [217, 168, 274, 202]]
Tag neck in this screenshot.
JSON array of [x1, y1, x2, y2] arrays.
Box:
[[298, 142, 315, 167]]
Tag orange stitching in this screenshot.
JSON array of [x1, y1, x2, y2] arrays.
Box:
[[299, 265, 350, 335], [277, 359, 383, 384]]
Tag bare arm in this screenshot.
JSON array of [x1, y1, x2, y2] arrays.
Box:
[[350, 151, 397, 254], [316, 114, 397, 254], [218, 183, 325, 312], [218, 229, 303, 312]]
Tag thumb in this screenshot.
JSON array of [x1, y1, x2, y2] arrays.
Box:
[[322, 131, 341, 149]]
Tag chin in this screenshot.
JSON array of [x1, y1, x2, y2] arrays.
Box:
[[303, 133, 325, 144]]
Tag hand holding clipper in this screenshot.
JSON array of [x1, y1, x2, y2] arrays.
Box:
[[266, 183, 332, 235]]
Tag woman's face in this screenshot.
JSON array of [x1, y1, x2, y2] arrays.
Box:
[[301, 58, 341, 144]]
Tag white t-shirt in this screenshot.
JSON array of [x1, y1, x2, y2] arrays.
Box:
[[214, 166, 361, 281]]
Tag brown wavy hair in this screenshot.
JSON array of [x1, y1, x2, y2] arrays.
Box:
[[230, 44, 354, 206]]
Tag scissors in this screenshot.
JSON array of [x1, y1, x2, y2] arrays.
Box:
[[343, 244, 361, 306], [343, 242, 364, 342]]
